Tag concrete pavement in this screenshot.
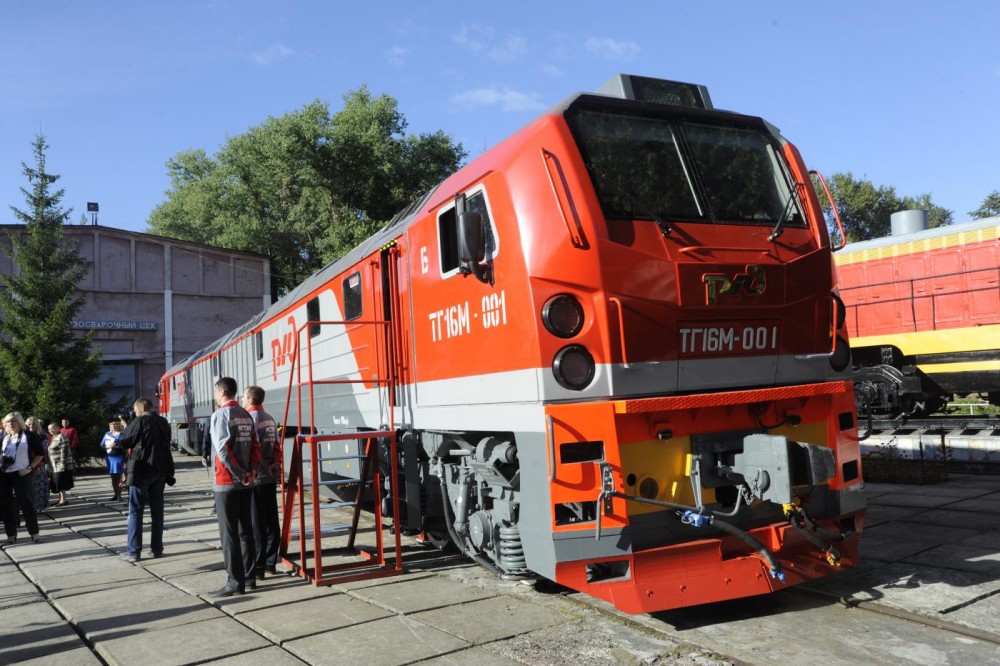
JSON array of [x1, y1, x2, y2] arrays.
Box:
[[3, 458, 1000, 665], [0, 458, 723, 665]]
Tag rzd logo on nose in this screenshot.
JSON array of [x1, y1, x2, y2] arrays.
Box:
[[702, 265, 766, 305]]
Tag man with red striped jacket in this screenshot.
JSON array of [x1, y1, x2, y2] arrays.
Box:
[[209, 377, 261, 597]]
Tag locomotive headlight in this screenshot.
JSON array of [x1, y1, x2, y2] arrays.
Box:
[[553, 345, 595, 390], [542, 294, 584, 338], [830, 335, 851, 371]]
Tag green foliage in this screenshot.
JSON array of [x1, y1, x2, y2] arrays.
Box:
[[812, 172, 953, 242], [0, 136, 114, 455], [968, 190, 1000, 220], [148, 87, 467, 297]]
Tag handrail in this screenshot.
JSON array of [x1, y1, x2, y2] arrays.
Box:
[[608, 296, 629, 368], [278, 248, 404, 585], [810, 170, 847, 251], [541, 148, 587, 249]]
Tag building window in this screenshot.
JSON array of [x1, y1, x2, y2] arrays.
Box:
[[343, 273, 362, 321], [100, 363, 137, 410], [307, 297, 321, 338]]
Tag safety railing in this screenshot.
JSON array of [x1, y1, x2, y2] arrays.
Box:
[[277, 308, 403, 585]]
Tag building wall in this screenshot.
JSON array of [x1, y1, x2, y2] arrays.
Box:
[[0, 225, 270, 408]]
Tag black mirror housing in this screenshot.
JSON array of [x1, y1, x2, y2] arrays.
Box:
[[457, 211, 493, 284]]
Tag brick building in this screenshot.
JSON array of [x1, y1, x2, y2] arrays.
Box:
[[0, 224, 271, 407]]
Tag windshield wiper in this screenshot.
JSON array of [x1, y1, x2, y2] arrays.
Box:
[[588, 163, 672, 236], [768, 186, 800, 242]]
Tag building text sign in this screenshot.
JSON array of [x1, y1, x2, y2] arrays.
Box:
[[71, 320, 158, 331]]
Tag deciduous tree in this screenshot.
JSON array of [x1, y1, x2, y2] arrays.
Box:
[[148, 87, 466, 297], [813, 172, 952, 242]]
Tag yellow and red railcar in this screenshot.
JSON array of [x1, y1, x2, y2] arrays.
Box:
[[160, 74, 864, 613], [836, 216, 1000, 416]]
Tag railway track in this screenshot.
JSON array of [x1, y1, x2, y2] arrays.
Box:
[[865, 414, 1000, 434]]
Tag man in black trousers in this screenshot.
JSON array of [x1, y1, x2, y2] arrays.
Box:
[[209, 377, 260, 596]]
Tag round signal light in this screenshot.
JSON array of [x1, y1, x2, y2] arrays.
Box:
[[552, 345, 595, 390], [542, 294, 584, 338], [830, 335, 851, 372]]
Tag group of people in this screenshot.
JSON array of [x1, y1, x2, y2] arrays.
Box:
[[115, 379, 279, 596], [1, 382, 282, 597], [1, 414, 81, 546], [206, 378, 281, 596]]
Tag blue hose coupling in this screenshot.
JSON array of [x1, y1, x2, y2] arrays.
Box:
[[679, 510, 711, 527], [769, 567, 786, 583]]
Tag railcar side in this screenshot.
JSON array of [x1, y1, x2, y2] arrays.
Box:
[[836, 216, 1000, 416]]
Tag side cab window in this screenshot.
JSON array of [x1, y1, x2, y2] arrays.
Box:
[[343, 272, 362, 321], [437, 186, 498, 278]]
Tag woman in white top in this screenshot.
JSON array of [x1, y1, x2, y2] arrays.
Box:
[[1, 412, 44, 546]]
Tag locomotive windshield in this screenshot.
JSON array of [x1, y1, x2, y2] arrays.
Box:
[[566, 105, 804, 228]]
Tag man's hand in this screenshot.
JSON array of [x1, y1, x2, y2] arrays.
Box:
[[241, 470, 256, 486], [201, 456, 210, 468]]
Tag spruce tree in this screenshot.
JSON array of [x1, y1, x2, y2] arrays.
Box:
[[0, 135, 109, 453]]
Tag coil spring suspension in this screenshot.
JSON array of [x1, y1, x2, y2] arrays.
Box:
[[497, 524, 526, 571]]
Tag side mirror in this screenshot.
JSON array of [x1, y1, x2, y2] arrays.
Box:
[[457, 211, 492, 283], [458, 211, 484, 270]]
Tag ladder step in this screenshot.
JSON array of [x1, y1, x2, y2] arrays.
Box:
[[301, 501, 357, 510], [301, 479, 365, 488], [289, 524, 352, 538]]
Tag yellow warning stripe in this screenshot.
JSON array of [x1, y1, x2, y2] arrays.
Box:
[[835, 224, 1000, 266], [851, 324, 1000, 356]]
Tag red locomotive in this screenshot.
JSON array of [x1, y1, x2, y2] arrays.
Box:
[[160, 74, 865, 613], [836, 213, 1000, 417]]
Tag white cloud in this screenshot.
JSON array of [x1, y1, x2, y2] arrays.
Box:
[[451, 87, 546, 113], [251, 44, 293, 66], [454, 25, 527, 62], [541, 63, 563, 78], [386, 46, 407, 67], [453, 24, 492, 53], [489, 35, 527, 62], [584, 37, 640, 61]]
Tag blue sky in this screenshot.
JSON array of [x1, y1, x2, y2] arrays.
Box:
[[2, 1, 998, 233]]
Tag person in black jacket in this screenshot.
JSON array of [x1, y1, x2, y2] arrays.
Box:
[[118, 398, 175, 562]]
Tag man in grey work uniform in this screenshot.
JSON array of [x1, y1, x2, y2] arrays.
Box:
[[209, 377, 260, 597], [242, 385, 281, 580]]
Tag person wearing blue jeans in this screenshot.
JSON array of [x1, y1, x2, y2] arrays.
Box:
[[118, 398, 175, 562], [127, 478, 165, 558]]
